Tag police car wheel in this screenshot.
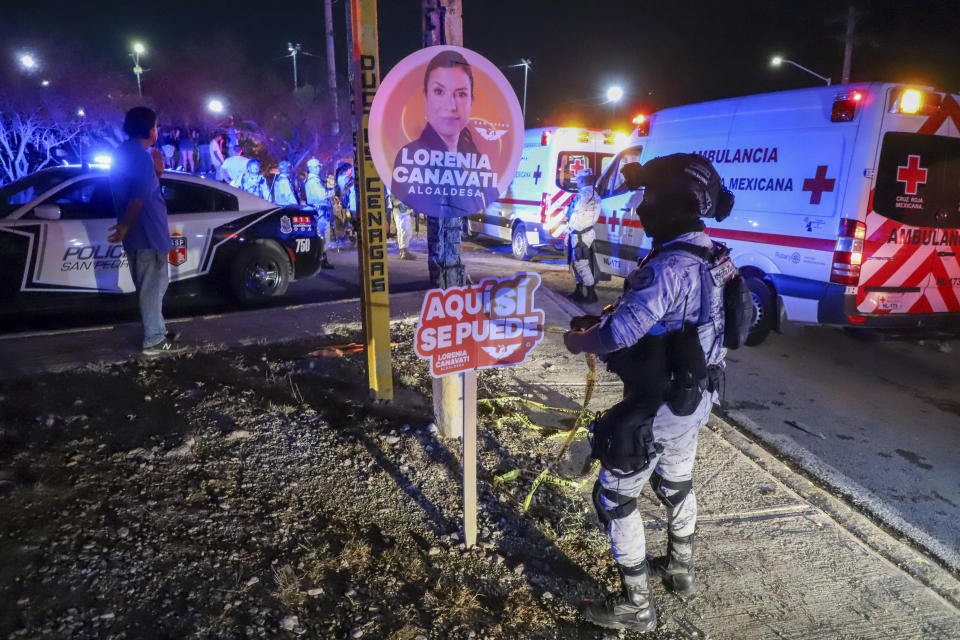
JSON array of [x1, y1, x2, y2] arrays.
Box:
[[511, 224, 533, 261], [745, 276, 774, 346], [230, 242, 291, 304]]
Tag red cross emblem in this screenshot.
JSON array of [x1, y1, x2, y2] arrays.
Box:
[[896, 155, 927, 195], [569, 156, 586, 173], [607, 208, 623, 235], [802, 165, 835, 205]]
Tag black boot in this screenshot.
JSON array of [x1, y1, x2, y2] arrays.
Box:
[[320, 254, 334, 269], [568, 284, 585, 301], [584, 285, 598, 303], [648, 531, 695, 596], [583, 562, 657, 632]]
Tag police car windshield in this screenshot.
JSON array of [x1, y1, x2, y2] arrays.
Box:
[[0, 169, 77, 217]]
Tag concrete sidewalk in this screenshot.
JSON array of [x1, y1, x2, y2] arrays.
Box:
[[504, 290, 960, 639], [2, 282, 959, 638]]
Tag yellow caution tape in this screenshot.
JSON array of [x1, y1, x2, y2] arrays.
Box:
[[486, 351, 600, 511]]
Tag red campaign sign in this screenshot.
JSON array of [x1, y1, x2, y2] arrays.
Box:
[[415, 273, 545, 377]]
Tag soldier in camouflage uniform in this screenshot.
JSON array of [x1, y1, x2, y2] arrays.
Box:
[[564, 154, 733, 632], [303, 158, 335, 269], [271, 160, 301, 206], [232, 158, 270, 200]]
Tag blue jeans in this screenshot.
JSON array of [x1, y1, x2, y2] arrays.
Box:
[[127, 249, 169, 348]]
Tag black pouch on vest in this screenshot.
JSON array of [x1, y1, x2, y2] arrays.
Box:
[[589, 398, 663, 478], [604, 333, 669, 411], [666, 322, 708, 416]]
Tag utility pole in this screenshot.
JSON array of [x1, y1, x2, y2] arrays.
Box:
[[421, 0, 479, 548], [346, 0, 393, 401], [422, 0, 467, 291], [841, 5, 856, 85], [288, 42, 302, 90], [325, 0, 340, 136]]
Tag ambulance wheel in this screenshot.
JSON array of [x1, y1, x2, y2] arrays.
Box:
[[511, 224, 533, 261], [230, 242, 291, 304], [746, 276, 774, 346]]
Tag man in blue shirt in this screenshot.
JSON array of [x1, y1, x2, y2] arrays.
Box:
[[109, 107, 185, 356]]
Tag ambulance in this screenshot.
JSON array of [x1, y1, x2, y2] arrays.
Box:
[[465, 127, 619, 259], [594, 83, 960, 345]]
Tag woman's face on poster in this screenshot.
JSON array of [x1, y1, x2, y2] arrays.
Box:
[[424, 65, 472, 144]]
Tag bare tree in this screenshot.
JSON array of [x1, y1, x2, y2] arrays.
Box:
[[0, 111, 83, 184]]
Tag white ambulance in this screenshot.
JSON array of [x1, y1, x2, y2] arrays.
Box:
[[465, 127, 619, 259], [594, 83, 960, 345]]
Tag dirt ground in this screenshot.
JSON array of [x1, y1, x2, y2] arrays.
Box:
[[0, 321, 686, 639]]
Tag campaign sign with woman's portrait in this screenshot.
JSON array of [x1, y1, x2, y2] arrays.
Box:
[[369, 46, 524, 219]]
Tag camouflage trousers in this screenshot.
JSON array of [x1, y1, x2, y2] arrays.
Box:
[[598, 390, 714, 568]]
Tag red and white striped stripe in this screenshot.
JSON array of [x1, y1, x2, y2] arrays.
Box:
[[541, 190, 574, 238]]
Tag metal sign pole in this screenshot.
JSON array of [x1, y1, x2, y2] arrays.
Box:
[[348, 0, 393, 401]]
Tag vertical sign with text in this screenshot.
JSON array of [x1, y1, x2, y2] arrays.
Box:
[[348, 0, 393, 400]]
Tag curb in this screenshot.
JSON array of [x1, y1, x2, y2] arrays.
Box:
[[708, 412, 960, 611]]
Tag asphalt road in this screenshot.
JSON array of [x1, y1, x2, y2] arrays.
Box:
[[3, 232, 958, 572]]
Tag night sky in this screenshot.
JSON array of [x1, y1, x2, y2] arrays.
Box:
[[4, 0, 958, 129]]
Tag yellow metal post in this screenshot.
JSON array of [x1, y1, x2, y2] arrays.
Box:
[[348, 0, 393, 401]]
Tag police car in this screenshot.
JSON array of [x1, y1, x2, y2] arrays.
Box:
[[465, 127, 619, 259], [0, 166, 326, 314], [594, 83, 960, 345]]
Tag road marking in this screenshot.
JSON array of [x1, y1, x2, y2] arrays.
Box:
[[0, 325, 115, 340]]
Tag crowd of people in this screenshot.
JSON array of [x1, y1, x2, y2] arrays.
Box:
[[154, 124, 373, 250]]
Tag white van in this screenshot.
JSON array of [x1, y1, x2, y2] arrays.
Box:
[[466, 127, 618, 259], [594, 83, 960, 344]]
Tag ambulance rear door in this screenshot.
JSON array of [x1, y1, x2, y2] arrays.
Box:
[[858, 88, 960, 316], [594, 145, 644, 277], [542, 130, 617, 240]]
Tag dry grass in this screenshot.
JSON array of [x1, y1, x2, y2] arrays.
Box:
[[424, 579, 487, 626], [338, 537, 372, 571], [272, 564, 305, 609], [386, 625, 430, 640], [380, 545, 427, 582]]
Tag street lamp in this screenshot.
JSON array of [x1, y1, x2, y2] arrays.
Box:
[[287, 42, 302, 90], [770, 55, 831, 86], [18, 53, 37, 71], [506, 59, 532, 122], [207, 99, 225, 114], [131, 42, 147, 96]]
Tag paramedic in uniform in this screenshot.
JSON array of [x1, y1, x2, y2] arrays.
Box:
[[565, 167, 601, 303], [563, 154, 732, 632]]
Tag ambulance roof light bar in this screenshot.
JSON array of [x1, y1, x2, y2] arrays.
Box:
[[831, 90, 865, 122], [890, 88, 941, 116], [632, 113, 650, 136]]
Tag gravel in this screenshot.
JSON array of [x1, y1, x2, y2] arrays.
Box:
[[0, 322, 684, 639]]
